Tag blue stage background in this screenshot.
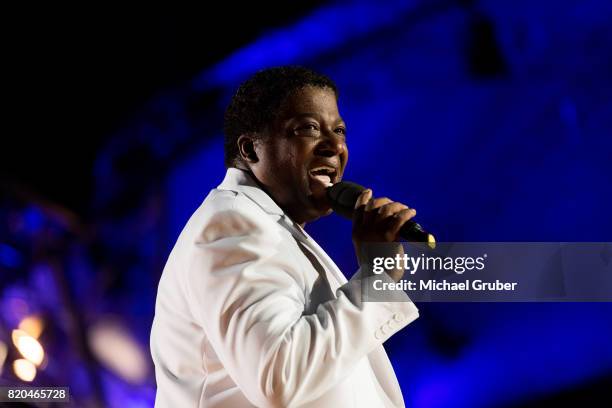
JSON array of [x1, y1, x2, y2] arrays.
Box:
[[1, 0, 611, 407], [164, 1, 612, 407]]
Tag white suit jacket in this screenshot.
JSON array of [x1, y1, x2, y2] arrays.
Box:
[[150, 168, 419, 407]]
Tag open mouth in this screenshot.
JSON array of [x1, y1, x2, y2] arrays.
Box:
[[308, 166, 337, 187]]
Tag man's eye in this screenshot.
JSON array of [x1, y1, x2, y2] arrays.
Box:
[[296, 124, 319, 133], [335, 127, 346, 136]]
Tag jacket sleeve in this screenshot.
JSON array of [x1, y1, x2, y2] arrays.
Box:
[[183, 204, 419, 407]]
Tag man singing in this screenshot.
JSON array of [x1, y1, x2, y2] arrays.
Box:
[[151, 66, 420, 407]]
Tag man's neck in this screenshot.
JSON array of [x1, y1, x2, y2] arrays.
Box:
[[231, 165, 308, 228]]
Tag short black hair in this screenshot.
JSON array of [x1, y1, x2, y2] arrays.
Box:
[[223, 66, 338, 167]]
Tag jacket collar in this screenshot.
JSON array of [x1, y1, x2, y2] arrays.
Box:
[[217, 167, 311, 240], [218, 167, 346, 284], [217, 167, 285, 216]]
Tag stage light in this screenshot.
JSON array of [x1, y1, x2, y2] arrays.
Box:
[[0, 340, 7, 375], [19, 315, 44, 339], [12, 329, 45, 366], [13, 358, 37, 382], [89, 319, 148, 383]]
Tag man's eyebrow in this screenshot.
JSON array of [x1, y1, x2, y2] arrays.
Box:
[[289, 113, 346, 124]]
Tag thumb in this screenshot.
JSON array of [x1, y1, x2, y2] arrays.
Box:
[[353, 189, 372, 224]]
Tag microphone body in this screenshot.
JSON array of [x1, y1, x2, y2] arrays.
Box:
[[327, 181, 436, 248]]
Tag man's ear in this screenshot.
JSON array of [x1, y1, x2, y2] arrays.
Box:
[[237, 134, 259, 164]]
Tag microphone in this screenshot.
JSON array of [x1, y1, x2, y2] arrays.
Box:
[[327, 181, 436, 249]]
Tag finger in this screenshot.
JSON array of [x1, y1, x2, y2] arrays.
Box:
[[353, 189, 372, 225], [378, 202, 410, 218], [394, 207, 417, 221], [388, 208, 417, 239], [366, 197, 392, 211], [354, 189, 372, 210]]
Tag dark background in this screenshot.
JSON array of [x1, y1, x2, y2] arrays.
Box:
[[2, 1, 611, 407], [3, 2, 322, 213]]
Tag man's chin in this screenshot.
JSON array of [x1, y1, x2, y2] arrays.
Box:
[[314, 206, 333, 218], [306, 195, 333, 219], [302, 180, 333, 221]]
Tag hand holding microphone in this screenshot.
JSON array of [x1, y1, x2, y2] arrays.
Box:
[[351, 189, 417, 243], [327, 181, 436, 281], [327, 181, 435, 246]]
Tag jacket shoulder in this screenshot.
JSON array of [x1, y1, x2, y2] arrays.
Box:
[[189, 188, 281, 244]]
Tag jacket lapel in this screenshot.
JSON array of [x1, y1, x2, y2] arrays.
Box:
[[217, 167, 348, 287]]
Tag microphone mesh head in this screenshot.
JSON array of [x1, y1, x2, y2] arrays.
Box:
[[326, 181, 366, 219]]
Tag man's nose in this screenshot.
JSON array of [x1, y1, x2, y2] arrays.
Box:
[[315, 131, 346, 157]]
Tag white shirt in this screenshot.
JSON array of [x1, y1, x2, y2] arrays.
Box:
[[150, 168, 419, 407]]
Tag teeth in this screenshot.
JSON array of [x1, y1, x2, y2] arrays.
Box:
[[310, 166, 335, 187], [311, 167, 334, 174], [313, 174, 332, 187]]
